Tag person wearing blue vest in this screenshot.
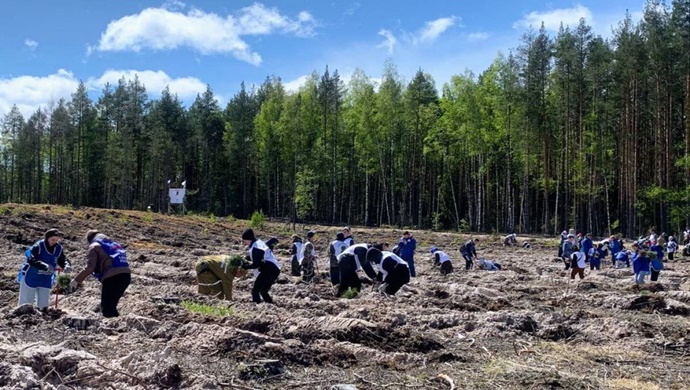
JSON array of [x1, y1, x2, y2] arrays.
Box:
[[240, 228, 281, 304], [614, 250, 631, 268], [17, 229, 71, 309], [649, 241, 664, 282], [397, 231, 417, 277], [71, 230, 131, 318], [580, 233, 593, 262], [631, 244, 651, 284]]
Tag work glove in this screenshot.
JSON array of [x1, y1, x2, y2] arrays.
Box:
[[62, 263, 73, 274], [69, 279, 79, 290], [34, 261, 51, 272]]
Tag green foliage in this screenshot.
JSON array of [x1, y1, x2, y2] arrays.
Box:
[[55, 274, 72, 294], [459, 219, 470, 233], [181, 300, 235, 317], [294, 169, 316, 221], [225, 255, 244, 268], [342, 288, 358, 299], [249, 210, 266, 230], [431, 212, 443, 231]]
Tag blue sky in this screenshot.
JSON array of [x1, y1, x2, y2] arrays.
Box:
[[0, 0, 646, 118]]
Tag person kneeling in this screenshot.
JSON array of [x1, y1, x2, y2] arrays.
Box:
[[366, 247, 411, 296]]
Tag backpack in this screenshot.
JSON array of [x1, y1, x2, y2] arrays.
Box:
[[93, 239, 129, 281]]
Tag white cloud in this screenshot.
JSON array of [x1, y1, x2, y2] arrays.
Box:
[[283, 74, 310, 93], [87, 69, 207, 99], [24, 39, 38, 51], [93, 3, 317, 65], [467, 32, 490, 42], [0, 69, 78, 118], [513, 4, 593, 31], [344, 2, 361, 16], [377, 29, 397, 54], [419, 16, 458, 43], [0, 69, 208, 118], [283, 72, 382, 93]]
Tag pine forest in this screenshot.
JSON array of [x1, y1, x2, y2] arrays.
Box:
[[2, 2, 690, 238]]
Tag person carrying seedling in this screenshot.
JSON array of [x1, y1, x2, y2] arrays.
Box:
[[459, 238, 479, 270], [17, 228, 72, 310], [328, 232, 348, 285], [337, 243, 377, 296], [70, 230, 131, 318], [239, 229, 281, 304], [365, 247, 410, 296], [195, 255, 247, 300]]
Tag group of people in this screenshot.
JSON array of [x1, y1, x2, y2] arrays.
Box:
[[16, 228, 131, 317], [559, 228, 675, 284], [14, 224, 526, 315], [194, 226, 508, 305]]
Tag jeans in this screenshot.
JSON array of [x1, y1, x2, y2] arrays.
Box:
[[634, 271, 649, 284], [402, 256, 416, 277]]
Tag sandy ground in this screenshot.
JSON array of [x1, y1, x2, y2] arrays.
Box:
[[0, 203, 688, 389]]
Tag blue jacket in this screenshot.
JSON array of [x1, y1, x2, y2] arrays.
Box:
[[632, 252, 651, 274], [580, 238, 593, 256], [610, 239, 623, 255], [398, 237, 416, 259], [615, 251, 628, 263]]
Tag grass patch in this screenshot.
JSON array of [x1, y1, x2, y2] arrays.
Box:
[[181, 300, 235, 317]]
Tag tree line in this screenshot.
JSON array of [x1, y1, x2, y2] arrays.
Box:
[[1, 1, 690, 237]]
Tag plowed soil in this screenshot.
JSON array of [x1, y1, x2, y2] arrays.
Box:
[[0, 204, 689, 389]]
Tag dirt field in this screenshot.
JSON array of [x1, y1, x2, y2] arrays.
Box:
[[0, 203, 688, 389]]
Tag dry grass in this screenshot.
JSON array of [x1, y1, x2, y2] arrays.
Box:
[[607, 378, 661, 390]]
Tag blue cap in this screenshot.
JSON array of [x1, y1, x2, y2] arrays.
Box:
[[430, 246, 438, 253]]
